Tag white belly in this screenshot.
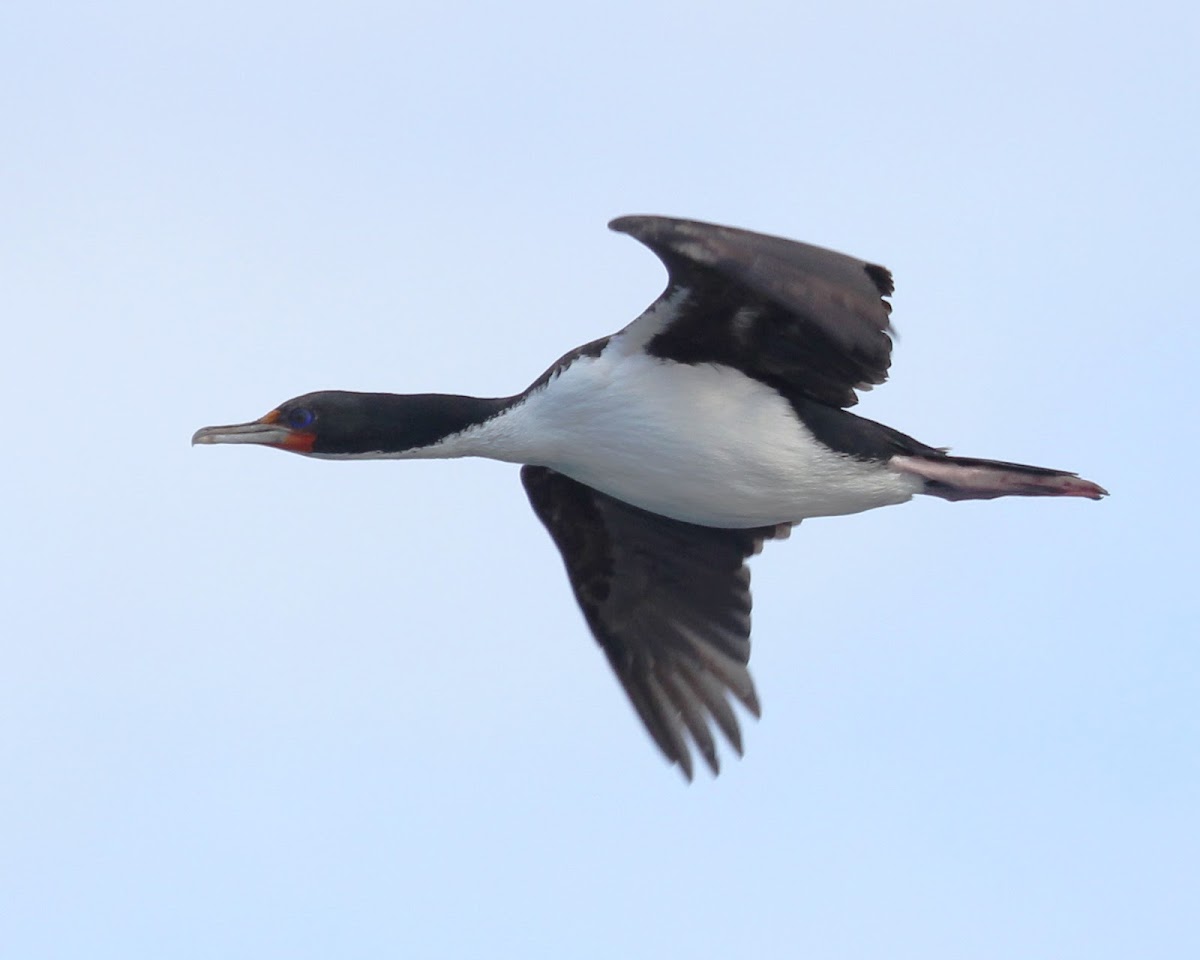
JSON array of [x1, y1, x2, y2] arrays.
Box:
[[467, 350, 922, 528]]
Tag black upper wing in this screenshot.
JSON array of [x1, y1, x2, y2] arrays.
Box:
[[610, 215, 896, 408], [522, 465, 792, 780]]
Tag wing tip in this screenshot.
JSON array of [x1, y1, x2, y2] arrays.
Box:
[[608, 214, 681, 248], [863, 261, 895, 297], [608, 213, 657, 233], [607, 213, 638, 233]]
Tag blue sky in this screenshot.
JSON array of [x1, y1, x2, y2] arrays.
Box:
[[3, 2, 1197, 957]]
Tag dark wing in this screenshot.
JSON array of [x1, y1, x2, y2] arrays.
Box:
[[521, 465, 792, 780], [610, 215, 895, 408]]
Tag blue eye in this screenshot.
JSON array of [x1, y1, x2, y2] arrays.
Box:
[[286, 407, 315, 429]]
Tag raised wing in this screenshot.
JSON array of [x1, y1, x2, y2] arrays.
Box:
[[521, 465, 791, 780], [610, 215, 896, 408]]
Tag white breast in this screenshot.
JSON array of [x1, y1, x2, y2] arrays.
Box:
[[431, 344, 922, 528]]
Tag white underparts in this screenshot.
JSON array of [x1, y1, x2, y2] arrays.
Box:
[[424, 345, 922, 528]]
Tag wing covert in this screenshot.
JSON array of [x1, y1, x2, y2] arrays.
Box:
[[609, 215, 896, 407]]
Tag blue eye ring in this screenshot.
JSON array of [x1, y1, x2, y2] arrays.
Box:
[[286, 407, 315, 429]]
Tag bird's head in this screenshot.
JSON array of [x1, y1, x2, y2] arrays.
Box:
[[192, 392, 351, 455], [192, 390, 505, 457]]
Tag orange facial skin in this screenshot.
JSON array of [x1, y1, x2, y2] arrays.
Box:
[[259, 409, 317, 453]]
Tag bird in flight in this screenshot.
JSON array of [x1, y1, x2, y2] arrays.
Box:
[[194, 216, 1106, 780]]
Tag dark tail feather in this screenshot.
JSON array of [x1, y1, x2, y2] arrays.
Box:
[[891, 454, 1108, 502]]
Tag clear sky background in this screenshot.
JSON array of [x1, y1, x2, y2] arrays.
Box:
[[3, 2, 1196, 957]]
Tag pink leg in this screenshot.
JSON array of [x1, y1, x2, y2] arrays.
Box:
[[890, 455, 1108, 502]]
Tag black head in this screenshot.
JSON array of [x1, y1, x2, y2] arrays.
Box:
[[193, 390, 508, 456]]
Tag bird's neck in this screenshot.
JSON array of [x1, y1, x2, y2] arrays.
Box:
[[313, 391, 516, 459]]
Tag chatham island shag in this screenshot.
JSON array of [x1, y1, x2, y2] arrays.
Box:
[[194, 215, 1106, 780]]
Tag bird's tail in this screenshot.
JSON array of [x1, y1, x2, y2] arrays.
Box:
[[890, 454, 1108, 502]]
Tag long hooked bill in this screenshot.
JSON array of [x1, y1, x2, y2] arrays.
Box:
[[192, 410, 293, 447]]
